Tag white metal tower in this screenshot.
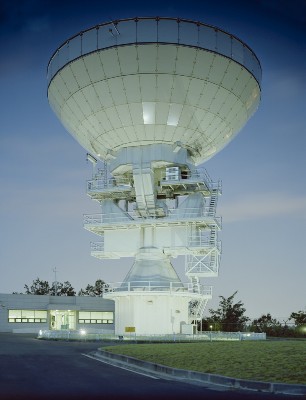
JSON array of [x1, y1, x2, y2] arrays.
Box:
[[47, 17, 261, 335]]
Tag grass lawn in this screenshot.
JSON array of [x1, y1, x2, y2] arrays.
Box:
[[103, 340, 306, 385]]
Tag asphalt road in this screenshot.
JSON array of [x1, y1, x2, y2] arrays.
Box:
[[0, 333, 300, 400]]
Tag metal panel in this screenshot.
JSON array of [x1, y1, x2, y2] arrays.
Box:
[[100, 48, 121, 78], [192, 51, 215, 80], [170, 75, 190, 104], [208, 56, 229, 85], [105, 107, 121, 129], [52, 75, 69, 104], [122, 75, 142, 103], [197, 82, 219, 109], [175, 46, 198, 76], [117, 45, 138, 75], [128, 103, 143, 125], [72, 91, 91, 117], [95, 132, 113, 150], [94, 80, 114, 108], [107, 78, 125, 105], [156, 45, 177, 73], [158, 19, 178, 43], [97, 24, 117, 49], [220, 61, 241, 91], [167, 104, 183, 126], [154, 124, 173, 143], [179, 21, 198, 46], [108, 128, 126, 148], [83, 52, 105, 82], [82, 85, 102, 114], [178, 105, 193, 128], [186, 78, 205, 106], [198, 24, 216, 51], [82, 28, 98, 54], [234, 70, 252, 98], [116, 104, 133, 126], [57, 44, 69, 71], [231, 38, 244, 64], [115, 20, 137, 45], [70, 59, 91, 87], [95, 110, 112, 132], [216, 29, 231, 58], [68, 36, 82, 62], [137, 45, 158, 73], [243, 45, 255, 74], [137, 19, 157, 42], [155, 102, 170, 125], [156, 75, 173, 102], [139, 75, 156, 102]]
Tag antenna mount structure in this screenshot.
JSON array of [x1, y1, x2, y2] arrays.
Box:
[[48, 17, 261, 335]]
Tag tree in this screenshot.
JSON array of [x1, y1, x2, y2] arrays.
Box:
[[78, 279, 109, 296], [23, 278, 76, 296], [50, 281, 76, 296], [251, 313, 281, 336], [202, 291, 249, 332], [24, 278, 51, 295], [290, 310, 306, 326]]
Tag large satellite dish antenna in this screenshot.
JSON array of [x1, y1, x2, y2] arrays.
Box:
[[48, 17, 261, 335]]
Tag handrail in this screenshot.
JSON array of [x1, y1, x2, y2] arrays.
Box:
[[90, 239, 221, 254], [90, 241, 104, 251], [160, 169, 221, 192], [47, 17, 261, 86], [83, 208, 221, 225], [87, 168, 221, 193], [87, 177, 133, 191], [103, 281, 212, 296]]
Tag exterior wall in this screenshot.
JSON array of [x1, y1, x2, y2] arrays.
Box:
[[0, 293, 115, 334], [109, 293, 191, 335]]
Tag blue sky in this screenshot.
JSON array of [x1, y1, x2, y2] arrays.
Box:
[[0, 0, 305, 321]]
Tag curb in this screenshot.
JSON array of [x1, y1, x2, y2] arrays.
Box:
[[90, 349, 306, 396]]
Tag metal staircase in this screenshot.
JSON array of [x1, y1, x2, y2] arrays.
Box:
[[208, 189, 218, 216], [186, 186, 221, 323], [188, 296, 209, 323]]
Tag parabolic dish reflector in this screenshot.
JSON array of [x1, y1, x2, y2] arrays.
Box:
[[48, 17, 261, 164]]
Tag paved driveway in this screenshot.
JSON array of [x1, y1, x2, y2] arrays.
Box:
[[0, 333, 298, 400]]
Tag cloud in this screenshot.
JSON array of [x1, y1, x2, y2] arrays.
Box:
[[220, 192, 306, 223]]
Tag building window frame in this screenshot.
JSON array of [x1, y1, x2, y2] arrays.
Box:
[[78, 311, 113, 324], [8, 309, 47, 324]]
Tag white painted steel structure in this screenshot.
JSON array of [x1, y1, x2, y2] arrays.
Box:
[[48, 17, 261, 335]]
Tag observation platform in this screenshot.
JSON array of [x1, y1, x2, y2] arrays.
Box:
[[90, 236, 221, 259], [103, 281, 212, 296], [83, 209, 221, 232]]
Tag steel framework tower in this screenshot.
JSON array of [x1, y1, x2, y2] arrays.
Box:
[[47, 17, 261, 335]]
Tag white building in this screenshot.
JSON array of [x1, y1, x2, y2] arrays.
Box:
[[0, 293, 114, 334]]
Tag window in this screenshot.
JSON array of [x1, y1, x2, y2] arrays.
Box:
[[78, 311, 114, 324], [8, 310, 47, 323]]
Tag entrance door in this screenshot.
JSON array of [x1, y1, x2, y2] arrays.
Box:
[[50, 310, 76, 330]]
